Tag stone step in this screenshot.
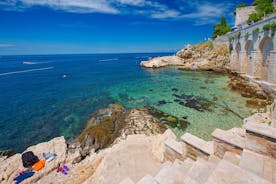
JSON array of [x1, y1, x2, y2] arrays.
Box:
[[208, 155, 221, 165], [205, 160, 273, 184], [239, 149, 276, 183], [136, 175, 158, 184], [212, 128, 245, 158], [154, 158, 194, 184], [165, 138, 185, 155], [185, 158, 217, 184], [223, 151, 241, 166], [181, 133, 214, 160], [243, 121, 276, 159], [120, 178, 135, 184], [243, 121, 276, 140], [164, 138, 186, 161]]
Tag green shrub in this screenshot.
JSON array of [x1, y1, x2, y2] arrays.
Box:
[[253, 28, 260, 34], [212, 16, 231, 38], [229, 35, 235, 42], [263, 24, 271, 31], [245, 32, 249, 38], [247, 13, 262, 24], [248, 0, 274, 24], [236, 32, 241, 39], [271, 23, 276, 31]]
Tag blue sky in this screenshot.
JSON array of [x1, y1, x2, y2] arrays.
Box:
[[0, 0, 253, 55]]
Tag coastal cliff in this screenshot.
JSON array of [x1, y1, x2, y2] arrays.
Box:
[[140, 42, 230, 71]]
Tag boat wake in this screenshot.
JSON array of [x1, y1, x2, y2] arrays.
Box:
[[0, 67, 54, 76], [98, 58, 119, 62]]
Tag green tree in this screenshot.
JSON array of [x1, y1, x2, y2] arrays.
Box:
[[212, 16, 231, 38]]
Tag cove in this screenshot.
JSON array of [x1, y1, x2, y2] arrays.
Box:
[[0, 53, 253, 152]]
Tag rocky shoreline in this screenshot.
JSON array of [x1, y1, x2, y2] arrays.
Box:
[[1, 41, 275, 184]]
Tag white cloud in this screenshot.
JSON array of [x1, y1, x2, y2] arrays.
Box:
[[0, 0, 234, 25], [18, 0, 119, 14]]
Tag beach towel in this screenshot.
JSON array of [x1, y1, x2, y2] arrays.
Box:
[[13, 171, 35, 184]]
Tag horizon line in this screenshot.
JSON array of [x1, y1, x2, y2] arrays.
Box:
[[0, 51, 177, 57]]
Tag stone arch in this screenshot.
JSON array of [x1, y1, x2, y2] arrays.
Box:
[[245, 40, 254, 75], [235, 42, 241, 72], [258, 36, 274, 81]]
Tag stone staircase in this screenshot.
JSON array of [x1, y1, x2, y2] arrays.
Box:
[[119, 121, 276, 184]]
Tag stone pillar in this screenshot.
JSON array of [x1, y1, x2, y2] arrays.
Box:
[[240, 51, 247, 74], [230, 53, 237, 71], [267, 51, 276, 84], [248, 51, 257, 77], [253, 51, 263, 80]]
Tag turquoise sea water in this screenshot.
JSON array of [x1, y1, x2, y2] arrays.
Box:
[[0, 53, 252, 152]]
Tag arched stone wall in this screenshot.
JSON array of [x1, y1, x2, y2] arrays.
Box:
[[245, 40, 254, 75], [235, 42, 241, 72], [258, 36, 274, 82]]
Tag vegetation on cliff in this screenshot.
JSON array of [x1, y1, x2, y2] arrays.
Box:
[[247, 0, 274, 24], [212, 16, 231, 38]]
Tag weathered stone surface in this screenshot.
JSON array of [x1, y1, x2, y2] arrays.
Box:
[[165, 138, 184, 155], [85, 134, 163, 184], [136, 175, 157, 184], [38, 153, 103, 184], [206, 160, 272, 184], [212, 128, 245, 158], [151, 129, 176, 162], [120, 178, 135, 184], [243, 122, 276, 159], [0, 153, 22, 184], [239, 149, 276, 183], [181, 133, 214, 160], [223, 151, 241, 166], [185, 158, 217, 184]]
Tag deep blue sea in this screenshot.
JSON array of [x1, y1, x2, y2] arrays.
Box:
[[0, 53, 253, 152]]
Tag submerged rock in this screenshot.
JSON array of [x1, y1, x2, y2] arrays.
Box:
[[157, 100, 167, 106], [173, 93, 215, 112], [171, 88, 179, 92], [147, 107, 190, 130]]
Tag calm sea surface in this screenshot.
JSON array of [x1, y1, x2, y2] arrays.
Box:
[[0, 53, 253, 152]]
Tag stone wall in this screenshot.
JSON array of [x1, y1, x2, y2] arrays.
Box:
[[229, 14, 276, 92], [235, 6, 256, 26], [212, 34, 230, 49]]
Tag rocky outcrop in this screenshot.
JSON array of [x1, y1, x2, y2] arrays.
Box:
[[74, 103, 170, 158], [140, 42, 230, 71], [227, 74, 273, 109], [140, 56, 184, 68], [0, 129, 182, 184], [0, 137, 72, 184]]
